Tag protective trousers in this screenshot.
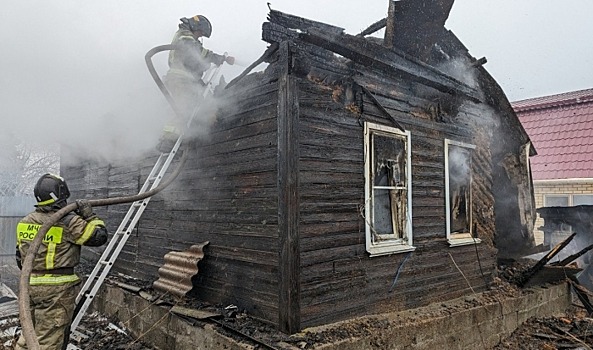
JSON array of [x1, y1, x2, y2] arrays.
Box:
[[16, 282, 80, 350]]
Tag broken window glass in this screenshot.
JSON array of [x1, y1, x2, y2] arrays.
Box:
[[447, 144, 472, 235], [364, 122, 414, 256], [371, 132, 408, 242]]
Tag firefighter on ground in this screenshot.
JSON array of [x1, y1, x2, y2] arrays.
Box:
[[15, 173, 108, 350], [159, 14, 235, 150]]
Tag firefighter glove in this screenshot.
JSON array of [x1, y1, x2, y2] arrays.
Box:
[[75, 199, 95, 220], [225, 56, 235, 65]]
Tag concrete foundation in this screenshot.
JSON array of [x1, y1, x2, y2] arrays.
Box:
[[92, 282, 571, 350]]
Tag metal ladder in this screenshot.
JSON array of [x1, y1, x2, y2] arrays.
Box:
[[69, 63, 223, 335]]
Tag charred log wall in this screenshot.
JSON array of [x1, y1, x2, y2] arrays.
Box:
[[294, 47, 497, 329], [63, 67, 283, 325], [151, 70, 282, 323], [62, 154, 140, 265], [436, 29, 536, 258], [263, 8, 497, 330]]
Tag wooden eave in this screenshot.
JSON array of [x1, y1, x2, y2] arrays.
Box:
[[299, 28, 481, 103], [263, 9, 481, 103], [267, 9, 345, 36]]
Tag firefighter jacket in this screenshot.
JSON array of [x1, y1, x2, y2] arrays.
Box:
[[167, 28, 225, 83], [16, 207, 107, 286]]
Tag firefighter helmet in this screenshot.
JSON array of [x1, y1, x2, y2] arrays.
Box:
[[33, 173, 70, 206], [181, 15, 212, 38]]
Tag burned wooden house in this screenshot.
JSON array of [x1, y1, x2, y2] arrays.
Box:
[[63, 2, 536, 333]]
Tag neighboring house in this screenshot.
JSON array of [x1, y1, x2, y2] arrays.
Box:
[[513, 88, 593, 245], [63, 4, 536, 334]]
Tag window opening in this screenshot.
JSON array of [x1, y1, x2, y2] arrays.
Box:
[[445, 139, 477, 246], [364, 122, 414, 256]]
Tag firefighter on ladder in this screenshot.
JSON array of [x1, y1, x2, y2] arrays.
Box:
[[15, 174, 108, 350], [158, 14, 235, 151]]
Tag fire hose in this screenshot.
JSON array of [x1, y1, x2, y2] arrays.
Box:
[[18, 44, 189, 350], [18, 149, 187, 350], [145, 44, 185, 121]]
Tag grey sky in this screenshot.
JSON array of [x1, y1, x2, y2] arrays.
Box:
[[1, 0, 591, 162]]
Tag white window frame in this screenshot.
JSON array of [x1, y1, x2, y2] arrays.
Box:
[[444, 139, 480, 247], [573, 194, 593, 205], [543, 194, 593, 207], [543, 194, 570, 207], [364, 122, 415, 257]]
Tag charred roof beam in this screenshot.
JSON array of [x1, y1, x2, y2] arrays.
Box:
[[357, 17, 387, 37], [360, 85, 405, 132], [299, 28, 481, 103], [267, 9, 344, 36]]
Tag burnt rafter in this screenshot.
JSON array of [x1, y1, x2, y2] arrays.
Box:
[[264, 8, 480, 103], [267, 9, 344, 35], [551, 243, 593, 267], [299, 28, 481, 103], [358, 17, 387, 37], [360, 85, 405, 131], [226, 43, 279, 90], [518, 232, 577, 287]]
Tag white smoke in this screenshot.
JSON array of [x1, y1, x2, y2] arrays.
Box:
[[436, 57, 480, 90], [0, 1, 249, 173], [447, 145, 471, 187]]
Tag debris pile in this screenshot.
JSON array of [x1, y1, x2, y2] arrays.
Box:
[[71, 312, 156, 350], [1, 253, 590, 349], [495, 311, 593, 350], [0, 313, 156, 350]]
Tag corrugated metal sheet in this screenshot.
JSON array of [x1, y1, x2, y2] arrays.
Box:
[[152, 242, 209, 297], [0, 197, 34, 264], [515, 91, 593, 180], [0, 218, 20, 264], [0, 196, 35, 217]]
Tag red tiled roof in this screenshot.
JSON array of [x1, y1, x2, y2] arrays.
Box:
[[512, 88, 593, 112], [513, 88, 593, 181]]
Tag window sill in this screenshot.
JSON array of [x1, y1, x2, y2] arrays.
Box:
[[367, 244, 416, 257], [448, 237, 482, 247]]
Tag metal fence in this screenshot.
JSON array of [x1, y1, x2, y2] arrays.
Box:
[[0, 196, 35, 264], [0, 196, 35, 217]]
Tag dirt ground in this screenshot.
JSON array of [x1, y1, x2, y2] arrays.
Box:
[[0, 259, 592, 350]]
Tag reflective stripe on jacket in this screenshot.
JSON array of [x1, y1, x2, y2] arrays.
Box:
[[29, 274, 80, 286], [17, 210, 104, 285]]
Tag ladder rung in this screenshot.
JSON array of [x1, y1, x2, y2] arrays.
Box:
[[117, 226, 134, 232]]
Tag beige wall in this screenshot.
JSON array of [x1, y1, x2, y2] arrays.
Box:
[[533, 180, 593, 245]]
